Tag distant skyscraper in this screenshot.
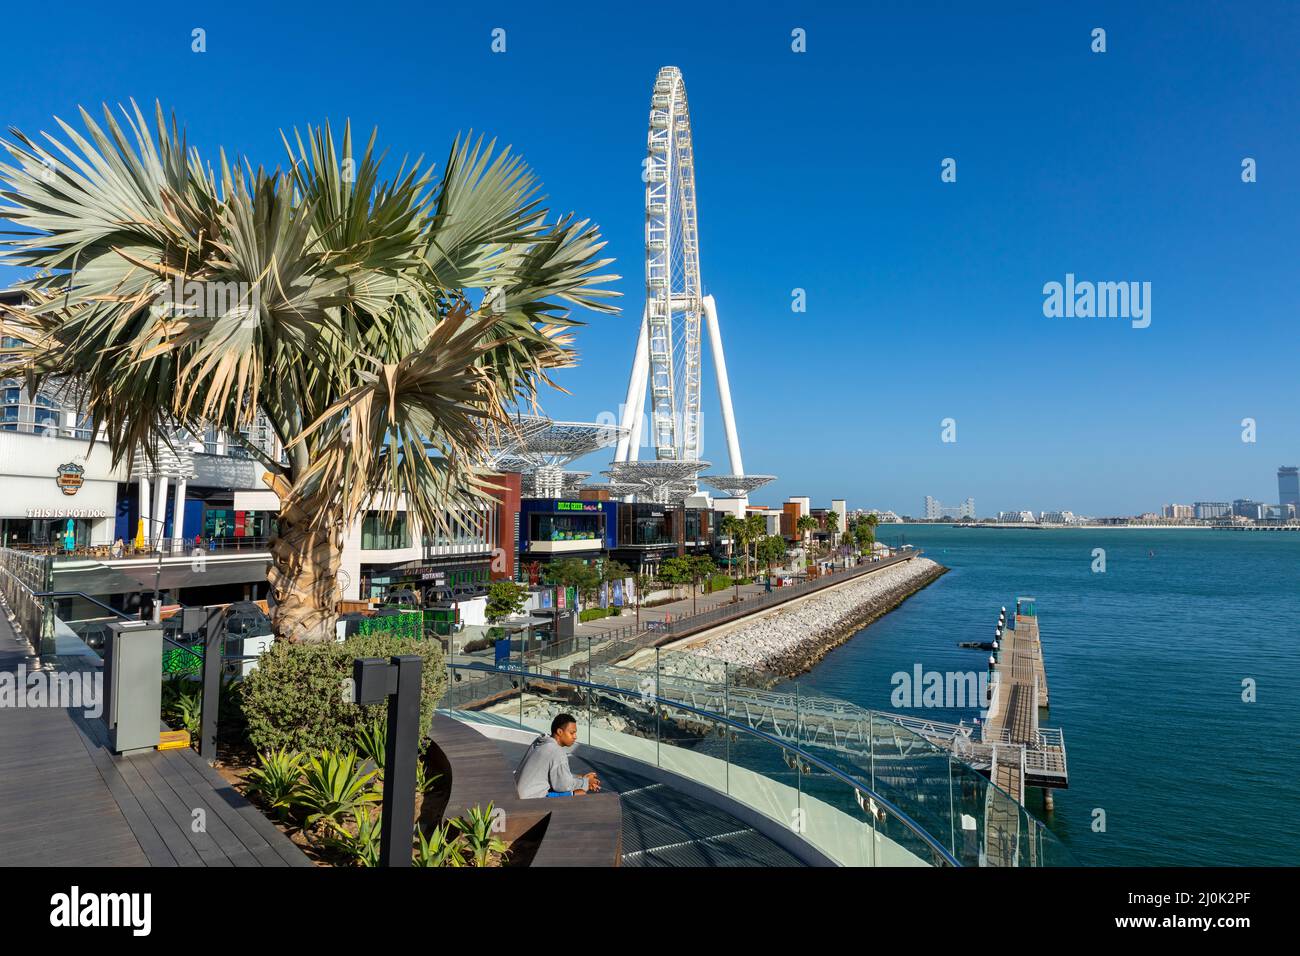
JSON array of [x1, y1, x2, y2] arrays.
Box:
[[1279, 467, 1300, 511]]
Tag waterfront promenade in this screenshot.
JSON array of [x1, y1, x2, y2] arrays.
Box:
[[0, 602, 309, 867]]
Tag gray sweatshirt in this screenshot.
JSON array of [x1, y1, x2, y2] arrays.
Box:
[[514, 734, 589, 798]]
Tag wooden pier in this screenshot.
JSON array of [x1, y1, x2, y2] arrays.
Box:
[[984, 597, 1067, 805]]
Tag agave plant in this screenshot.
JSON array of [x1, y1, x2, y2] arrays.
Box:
[[327, 806, 383, 867], [353, 717, 387, 777], [173, 685, 203, 737], [0, 103, 619, 643], [161, 677, 202, 736], [415, 760, 442, 795], [245, 747, 305, 819], [450, 802, 510, 867], [413, 822, 466, 868], [293, 750, 380, 831]]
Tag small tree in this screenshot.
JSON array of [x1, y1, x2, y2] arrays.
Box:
[[855, 518, 876, 554], [545, 558, 600, 614], [719, 514, 745, 582], [632, 570, 656, 629], [758, 534, 786, 578], [822, 510, 840, 549], [657, 556, 692, 601], [485, 580, 528, 624], [744, 513, 766, 577], [687, 554, 714, 615], [796, 514, 819, 561]]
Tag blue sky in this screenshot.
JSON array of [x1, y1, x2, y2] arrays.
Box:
[[2, 1, 1297, 515]]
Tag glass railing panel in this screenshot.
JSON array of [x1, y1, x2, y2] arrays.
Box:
[[441, 652, 1075, 865], [655, 700, 728, 794]]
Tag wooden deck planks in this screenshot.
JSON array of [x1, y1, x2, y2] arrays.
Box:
[[0, 605, 309, 868]]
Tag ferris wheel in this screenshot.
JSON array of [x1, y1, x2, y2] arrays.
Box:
[[610, 67, 773, 503]]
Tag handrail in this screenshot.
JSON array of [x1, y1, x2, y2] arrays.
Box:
[[35, 590, 134, 621], [38, 591, 204, 663], [448, 660, 962, 867]]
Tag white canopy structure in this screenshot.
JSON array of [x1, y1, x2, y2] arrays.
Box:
[[487, 414, 626, 499]]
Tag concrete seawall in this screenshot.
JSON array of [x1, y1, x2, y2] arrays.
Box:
[[666, 557, 948, 678]]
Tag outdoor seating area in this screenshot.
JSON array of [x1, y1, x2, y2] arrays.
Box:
[[424, 714, 623, 866]]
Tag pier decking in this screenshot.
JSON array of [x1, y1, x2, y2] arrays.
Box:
[[985, 598, 1067, 803]]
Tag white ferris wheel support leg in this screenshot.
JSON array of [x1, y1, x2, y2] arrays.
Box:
[[615, 304, 651, 463], [703, 294, 745, 477]]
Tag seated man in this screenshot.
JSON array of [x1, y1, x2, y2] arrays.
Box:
[[514, 713, 601, 798]]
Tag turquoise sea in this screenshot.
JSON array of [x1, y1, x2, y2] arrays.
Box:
[[798, 524, 1300, 866]]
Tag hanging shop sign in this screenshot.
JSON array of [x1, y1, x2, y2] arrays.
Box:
[[55, 462, 85, 496]]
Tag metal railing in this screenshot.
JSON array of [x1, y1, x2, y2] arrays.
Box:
[[446, 661, 962, 868], [13, 536, 273, 559], [444, 624, 1075, 866]]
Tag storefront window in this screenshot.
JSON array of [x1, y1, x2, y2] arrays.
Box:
[[618, 505, 671, 546], [362, 512, 410, 550], [530, 512, 603, 543]]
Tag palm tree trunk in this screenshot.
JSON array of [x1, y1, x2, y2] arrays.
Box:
[[263, 473, 341, 644]]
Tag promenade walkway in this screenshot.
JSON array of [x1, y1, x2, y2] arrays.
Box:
[[576, 575, 774, 637], [0, 602, 310, 867]]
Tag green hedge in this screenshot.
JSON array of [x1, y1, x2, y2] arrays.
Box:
[[241, 634, 447, 753], [355, 612, 424, 640], [708, 573, 736, 592], [579, 607, 610, 622]]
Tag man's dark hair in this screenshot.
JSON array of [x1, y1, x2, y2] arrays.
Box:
[[551, 713, 578, 735]]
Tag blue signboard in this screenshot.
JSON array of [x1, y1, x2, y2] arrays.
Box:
[[494, 638, 511, 668]]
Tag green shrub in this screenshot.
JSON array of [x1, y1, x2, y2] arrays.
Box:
[[708, 573, 735, 592], [578, 607, 610, 623], [241, 633, 447, 753]]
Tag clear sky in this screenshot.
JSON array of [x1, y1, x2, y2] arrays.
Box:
[[2, 1, 1296, 516]]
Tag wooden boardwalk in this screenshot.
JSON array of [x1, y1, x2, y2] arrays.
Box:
[[0, 607, 311, 867]]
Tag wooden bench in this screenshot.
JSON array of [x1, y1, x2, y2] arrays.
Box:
[[424, 714, 623, 867]]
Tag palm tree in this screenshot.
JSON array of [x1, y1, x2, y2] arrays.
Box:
[[743, 513, 765, 578], [719, 514, 745, 582], [631, 570, 655, 629], [796, 514, 819, 570], [0, 104, 618, 642], [821, 510, 840, 550]]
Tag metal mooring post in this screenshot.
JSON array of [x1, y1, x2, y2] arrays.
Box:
[[352, 655, 423, 867]]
